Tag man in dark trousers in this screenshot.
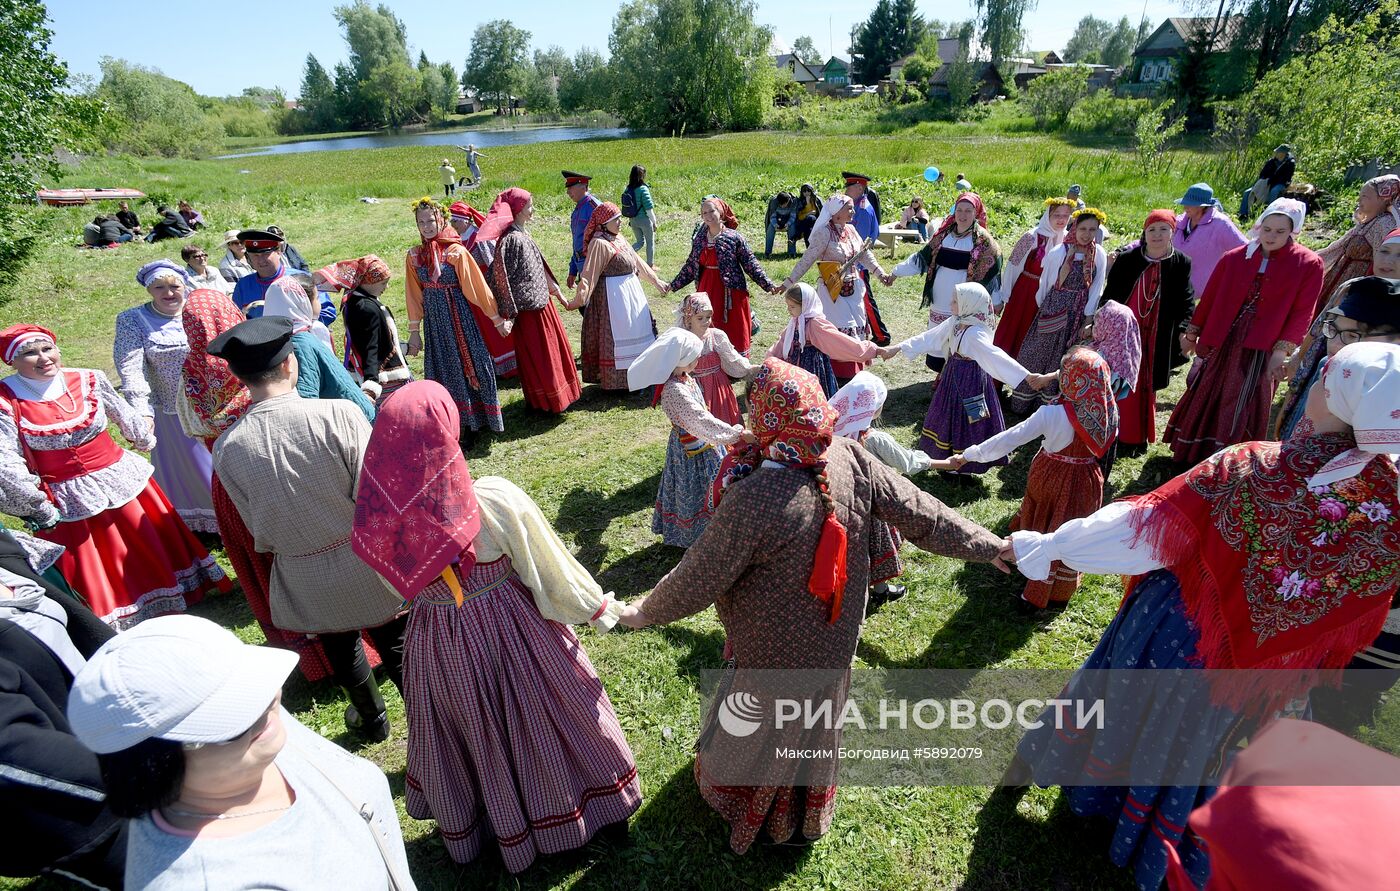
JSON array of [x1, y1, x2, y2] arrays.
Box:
[[1240, 143, 1296, 218]]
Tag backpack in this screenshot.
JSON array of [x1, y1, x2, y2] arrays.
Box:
[[620, 186, 639, 218]]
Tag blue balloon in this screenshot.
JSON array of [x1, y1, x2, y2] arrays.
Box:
[[923, 166, 941, 183]]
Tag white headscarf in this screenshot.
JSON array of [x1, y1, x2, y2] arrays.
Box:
[[1307, 341, 1400, 491], [1245, 197, 1307, 259], [627, 327, 704, 392], [262, 279, 334, 352], [779, 283, 826, 356], [924, 281, 996, 357], [829, 371, 888, 440], [812, 194, 853, 235]]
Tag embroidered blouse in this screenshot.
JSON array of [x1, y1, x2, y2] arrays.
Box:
[[0, 370, 155, 526], [659, 376, 744, 450], [113, 304, 189, 418], [668, 227, 776, 294], [788, 221, 888, 285], [699, 328, 752, 377]]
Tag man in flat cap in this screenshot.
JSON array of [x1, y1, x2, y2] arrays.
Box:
[[842, 171, 891, 345], [563, 171, 601, 289], [230, 228, 335, 326], [1241, 144, 1296, 218], [209, 316, 407, 742]]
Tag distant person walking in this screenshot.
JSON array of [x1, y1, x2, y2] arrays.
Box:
[[622, 164, 657, 266], [439, 159, 457, 198]]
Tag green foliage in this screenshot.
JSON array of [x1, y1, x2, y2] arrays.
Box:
[[1019, 64, 1090, 128], [1134, 103, 1186, 175], [1212, 1, 1400, 192], [207, 97, 278, 139], [1066, 92, 1148, 137], [944, 39, 983, 114], [558, 48, 611, 113], [463, 19, 532, 108], [297, 55, 338, 132], [331, 1, 421, 127], [1062, 15, 1111, 63], [973, 0, 1035, 66], [608, 0, 776, 134], [852, 0, 927, 83], [790, 35, 821, 65], [1100, 16, 1138, 69], [419, 61, 459, 122], [95, 58, 225, 157]]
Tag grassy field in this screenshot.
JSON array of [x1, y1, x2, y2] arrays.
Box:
[[4, 130, 1388, 891]]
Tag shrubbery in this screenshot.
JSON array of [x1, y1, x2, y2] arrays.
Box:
[[1066, 93, 1148, 138], [1019, 65, 1090, 129]]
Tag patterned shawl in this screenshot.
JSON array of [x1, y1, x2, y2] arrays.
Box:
[[470, 187, 531, 250], [352, 380, 481, 601], [703, 196, 740, 230], [583, 201, 622, 245], [136, 259, 191, 289], [1309, 341, 1400, 492], [675, 291, 713, 329], [411, 218, 463, 284], [710, 358, 849, 622], [1365, 174, 1400, 229], [829, 370, 888, 440], [1057, 346, 1117, 457], [921, 192, 999, 298], [315, 256, 390, 293], [180, 290, 251, 438], [1090, 301, 1143, 397]]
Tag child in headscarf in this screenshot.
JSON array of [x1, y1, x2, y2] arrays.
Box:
[[675, 291, 752, 425], [767, 283, 879, 397], [938, 347, 1118, 610], [314, 255, 411, 404]]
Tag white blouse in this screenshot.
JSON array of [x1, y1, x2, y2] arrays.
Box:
[[896, 323, 1029, 387], [1010, 500, 1163, 581], [961, 403, 1074, 465], [859, 429, 933, 475], [1035, 243, 1107, 316]]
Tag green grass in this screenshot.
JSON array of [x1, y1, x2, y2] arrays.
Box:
[[3, 130, 1389, 891]]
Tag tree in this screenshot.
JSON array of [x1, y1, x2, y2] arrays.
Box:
[[299, 55, 336, 128], [558, 47, 610, 112], [791, 35, 820, 64], [608, 0, 777, 134], [330, 1, 421, 127], [523, 47, 569, 114], [1100, 16, 1139, 68], [1019, 63, 1090, 128], [419, 60, 458, 121], [463, 19, 532, 108], [944, 30, 983, 113], [334, 0, 411, 81], [973, 0, 1038, 67], [851, 0, 926, 83], [96, 58, 224, 157], [1062, 15, 1111, 63]]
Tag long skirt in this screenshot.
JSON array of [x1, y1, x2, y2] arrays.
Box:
[[212, 474, 341, 683], [859, 269, 891, 346], [700, 266, 754, 357], [695, 756, 837, 855], [992, 263, 1043, 358], [652, 430, 723, 548], [870, 518, 903, 584], [150, 410, 217, 534], [1015, 570, 1238, 891], [916, 354, 1008, 473], [39, 479, 227, 629], [1011, 283, 1089, 414], [514, 304, 581, 413], [693, 350, 741, 426], [1276, 336, 1326, 440], [581, 273, 656, 390], [1164, 303, 1269, 466], [469, 300, 518, 380], [785, 340, 839, 398], [422, 285, 503, 433], [1009, 448, 1104, 608], [403, 556, 642, 873], [815, 278, 871, 380]]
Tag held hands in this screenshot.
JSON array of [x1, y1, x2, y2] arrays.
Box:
[[566, 273, 577, 290], [407, 331, 423, 357], [617, 599, 650, 629], [1179, 332, 1197, 358], [875, 345, 901, 362], [1267, 349, 1291, 383], [494, 318, 514, 337], [739, 430, 759, 445], [1025, 372, 1056, 391], [928, 454, 967, 472], [879, 272, 897, 287], [768, 283, 784, 296], [992, 536, 1017, 575]]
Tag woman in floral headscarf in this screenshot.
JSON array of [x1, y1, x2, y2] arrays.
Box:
[[404, 197, 509, 444], [1275, 175, 1400, 437], [890, 192, 1003, 368], [940, 347, 1117, 610], [1004, 341, 1400, 891], [352, 380, 640, 873], [675, 291, 752, 425], [314, 254, 412, 404], [995, 198, 1075, 357], [1166, 198, 1322, 467], [1010, 207, 1109, 413], [618, 358, 1006, 854], [567, 201, 666, 390]]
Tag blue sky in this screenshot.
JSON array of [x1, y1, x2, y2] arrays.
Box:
[[47, 0, 1183, 98]]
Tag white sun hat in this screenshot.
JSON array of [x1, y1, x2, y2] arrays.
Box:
[[67, 615, 298, 754]]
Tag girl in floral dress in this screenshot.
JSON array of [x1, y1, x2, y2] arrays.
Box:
[[675, 291, 751, 425]]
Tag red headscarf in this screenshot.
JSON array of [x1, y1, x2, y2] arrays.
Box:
[[315, 256, 391, 293], [180, 290, 251, 441], [930, 191, 988, 242], [470, 187, 531, 250], [1056, 346, 1117, 457], [703, 196, 740, 230], [352, 380, 482, 601], [0, 324, 56, 366], [410, 203, 462, 284], [710, 358, 849, 622], [448, 200, 485, 227], [1144, 208, 1177, 231], [582, 201, 622, 245]]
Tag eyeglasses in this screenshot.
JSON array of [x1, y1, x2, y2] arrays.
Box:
[[190, 253, 207, 259], [1320, 317, 1366, 345]]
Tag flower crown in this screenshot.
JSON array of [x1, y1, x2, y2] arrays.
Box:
[[1043, 197, 1077, 209], [1072, 207, 1108, 226], [411, 196, 445, 213]]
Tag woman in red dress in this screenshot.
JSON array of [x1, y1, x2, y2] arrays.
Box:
[[665, 197, 780, 357], [1166, 198, 1322, 467], [0, 324, 227, 628], [994, 197, 1074, 357]]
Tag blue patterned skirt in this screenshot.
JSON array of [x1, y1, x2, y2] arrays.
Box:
[[785, 340, 839, 398], [1015, 569, 1237, 891], [917, 354, 1007, 473], [422, 282, 503, 433], [652, 428, 723, 548]]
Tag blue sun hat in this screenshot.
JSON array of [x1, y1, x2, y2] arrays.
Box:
[[1175, 183, 1220, 208]]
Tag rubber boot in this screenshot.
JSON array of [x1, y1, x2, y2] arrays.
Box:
[[343, 676, 390, 743]]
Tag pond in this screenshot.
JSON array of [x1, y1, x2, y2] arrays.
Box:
[[218, 126, 632, 159]]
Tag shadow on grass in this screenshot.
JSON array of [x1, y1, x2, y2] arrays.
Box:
[[961, 788, 1132, 891], [652, 624, 726, 686], [555, 470, 663, 578], [597, 541, 680, 599], [883, 379, 934, 432]]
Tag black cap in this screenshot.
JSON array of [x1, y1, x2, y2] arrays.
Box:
[[1336, 276, 1400, 328], [207, 316, 296, 376], [236, 229, 283, 252], [842, 171, 870, 185], [561, 170, 590, 186]]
